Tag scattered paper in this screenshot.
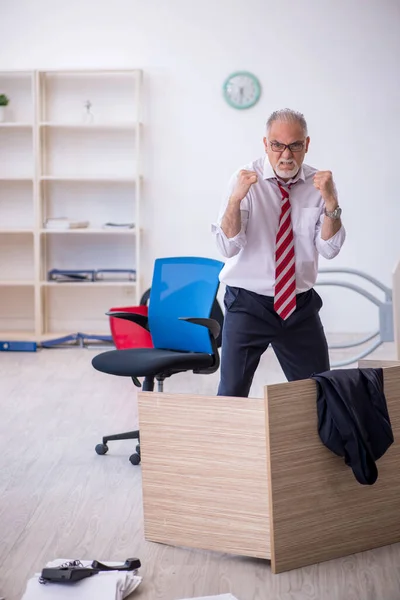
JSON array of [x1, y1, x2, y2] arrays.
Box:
[[177, 595, 239, 600], [21, 558, 142, 600]]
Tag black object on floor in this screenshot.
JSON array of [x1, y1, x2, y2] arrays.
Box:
[[39, 557, 141, 584], [40, 566, 98, 583]]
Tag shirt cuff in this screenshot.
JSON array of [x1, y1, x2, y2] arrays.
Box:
[[211, 223, 244, 243], [211, 223, 246, 257], [316, 223, 346, 258]]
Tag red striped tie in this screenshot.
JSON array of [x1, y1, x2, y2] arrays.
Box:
[[274, 181, 296, 320]]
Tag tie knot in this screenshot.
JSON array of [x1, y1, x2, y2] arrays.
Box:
[[277, 181, 290, 200]]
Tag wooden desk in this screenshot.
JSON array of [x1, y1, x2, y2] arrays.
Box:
[[138, 366, 400, 573]]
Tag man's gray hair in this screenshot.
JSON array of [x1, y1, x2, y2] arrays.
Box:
[[266, 108, 308, 137]]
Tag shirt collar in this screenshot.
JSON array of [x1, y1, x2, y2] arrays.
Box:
[[262, 155, 305, 185]]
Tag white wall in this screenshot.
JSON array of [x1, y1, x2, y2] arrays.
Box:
[[1, 0, 399, 332]]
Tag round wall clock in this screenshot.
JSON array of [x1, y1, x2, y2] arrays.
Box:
[[222, 71, 261, 110]]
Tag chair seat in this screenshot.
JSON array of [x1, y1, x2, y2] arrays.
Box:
[[92, 347, 214, 378]]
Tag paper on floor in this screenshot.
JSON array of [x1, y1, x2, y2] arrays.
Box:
[[177, 595, 239, 600], [21, 558, 142, 600]]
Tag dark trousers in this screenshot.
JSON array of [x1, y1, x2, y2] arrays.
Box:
[[217, 285, 330, 397]]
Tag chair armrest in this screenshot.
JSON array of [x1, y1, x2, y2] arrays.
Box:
[[106, 311, 149, 331], [179, 317, 221, 340]]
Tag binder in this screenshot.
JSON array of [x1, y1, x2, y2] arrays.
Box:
[[48, 269, 95, 282], [47, 269, 136, 282], [0, 340, 37, 352], [95, 269, 136, 281], [41, 332, 113, 348]]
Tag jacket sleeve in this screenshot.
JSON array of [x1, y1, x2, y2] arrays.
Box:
[[211, 170, 250, 259]]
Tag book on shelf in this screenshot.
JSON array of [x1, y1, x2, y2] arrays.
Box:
[[44, 217, 90, 230], [48, 269, 95, 282], [95, 269, 136, 281], [102, 222, 135, 229]]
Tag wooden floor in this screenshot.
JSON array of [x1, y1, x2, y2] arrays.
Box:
[[1, 341, 400, 600]]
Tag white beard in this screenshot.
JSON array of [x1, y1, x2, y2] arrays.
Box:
[[275, 159, 299, 179]]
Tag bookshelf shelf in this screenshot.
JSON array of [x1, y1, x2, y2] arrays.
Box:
[[0, 123, 33, 129], [40, 175, 137, 182], [39, 122, 139, 130], [41, 281, 136, 287], [0, 177, 33, 181], [0, 331, 37, 341], [0, 280, 35, 286], [40, 228, 136, 235], [0, 229, 34, 234]]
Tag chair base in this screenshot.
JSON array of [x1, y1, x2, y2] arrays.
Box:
[[94, 375, 164, 466], [95, 430, 141, 465]]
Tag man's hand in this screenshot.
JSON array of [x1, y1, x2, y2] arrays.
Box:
[[313, 170, 337, 210], [230, 170, 258, 203]]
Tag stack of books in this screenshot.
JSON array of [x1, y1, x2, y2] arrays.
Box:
[[44, 218, 90, 230]]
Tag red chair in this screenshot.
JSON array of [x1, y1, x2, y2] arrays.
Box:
[[109, 305, 153, 349], [109, 289, 153, 350]]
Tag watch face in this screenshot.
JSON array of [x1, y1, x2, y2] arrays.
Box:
[[223, 71, 261, 110]]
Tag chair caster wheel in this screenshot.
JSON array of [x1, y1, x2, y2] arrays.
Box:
[[136, 444, 140, 454], [95, 443, 108, 455], [129, 453, 141, 465]]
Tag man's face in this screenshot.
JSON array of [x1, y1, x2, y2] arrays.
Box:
[[263, 120, 310, 181]]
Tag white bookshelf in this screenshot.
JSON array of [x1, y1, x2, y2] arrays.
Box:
[[0, 69, 143, 342]]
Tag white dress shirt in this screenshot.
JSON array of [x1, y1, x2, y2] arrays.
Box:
[[212, 156, 346, 296]]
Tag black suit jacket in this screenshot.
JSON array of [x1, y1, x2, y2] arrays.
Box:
[[312, 368, 394, 485]]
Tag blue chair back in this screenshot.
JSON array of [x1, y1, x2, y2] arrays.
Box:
[[148, 256, 224, 353]]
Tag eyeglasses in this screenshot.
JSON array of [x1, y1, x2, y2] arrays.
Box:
[[269, 141, 305, 153]]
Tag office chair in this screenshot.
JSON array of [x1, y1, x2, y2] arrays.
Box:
[[92, 256, 224, 465], [109, 287, 224, 351]]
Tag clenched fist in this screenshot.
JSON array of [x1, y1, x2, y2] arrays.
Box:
[[313, 171, 337, 207], [230, 169, 258, 203]]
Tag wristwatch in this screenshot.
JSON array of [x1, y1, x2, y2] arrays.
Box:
[[324, 206, 342, 220]]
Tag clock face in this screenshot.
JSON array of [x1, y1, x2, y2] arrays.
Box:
[[223, 71, 261, 110]]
